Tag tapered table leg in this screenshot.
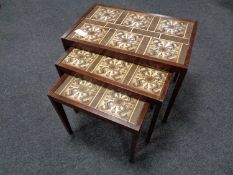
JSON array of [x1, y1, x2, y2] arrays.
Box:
[[130, 132, 139, 163], [163, 71, 186, 123], [48, 97, 73, 135], [62, 39, 70, 51], [146, 102, 162, 143], [173, 72, 178, 82], [55, 65, 64, 77]]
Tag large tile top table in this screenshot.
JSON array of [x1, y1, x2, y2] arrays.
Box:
[[61, 4, 198, 121]]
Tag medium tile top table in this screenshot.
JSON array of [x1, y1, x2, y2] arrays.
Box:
[[56, 48, 172, 101]]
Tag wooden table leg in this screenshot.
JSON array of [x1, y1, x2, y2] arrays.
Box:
[[162, 71, 187, 123], [48, 96, 73, 135], [61, 39, 70, 51], [146, 102, 162, 143], [130, 132, 139, 162], [173, 72, 179, 82], [55, 65, 64, 77]]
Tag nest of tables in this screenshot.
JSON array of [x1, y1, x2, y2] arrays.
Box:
[[48, 4, 197, 162]]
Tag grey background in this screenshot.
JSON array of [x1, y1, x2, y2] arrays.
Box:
[[0, 0, 233, 174]]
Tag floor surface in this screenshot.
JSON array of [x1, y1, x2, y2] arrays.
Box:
[[0, 0, 233, 174]]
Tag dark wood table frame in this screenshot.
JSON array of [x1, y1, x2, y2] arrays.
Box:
[[60, 4, 198, 122], [48, 74, 154, 162]]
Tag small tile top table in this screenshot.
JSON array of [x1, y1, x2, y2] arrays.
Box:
[[51, 74, 148, 130], [61, 4, 198, 121], [48, 74, 150, 161]]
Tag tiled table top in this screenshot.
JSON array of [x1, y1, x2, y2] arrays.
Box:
[[55, 74, 146, 127], [64, 4, 197, 69], [57, 48, 171, 101]]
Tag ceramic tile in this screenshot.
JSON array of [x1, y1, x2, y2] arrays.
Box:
[[72, 23, 109, 43], [60, 77, 102, 105], [96, 89, 139, 122], [121, 12, 153, 30], [92, 56, 132, 82], [155, 19, 187, 37], [62, 49, 98, 70], [144, 38, 182, 62], [107, 30, 143, 52], [91, 7, 122, 23], [129, 66, 168, 96]]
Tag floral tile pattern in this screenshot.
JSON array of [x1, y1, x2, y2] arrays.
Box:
[[72, 23, 109, 43], [91, 7, 122, 23], [122, 12, 153, 30], [145, 38, 182, 62], [59, 48, 171, 99], [155, 19, 187, 37], [62, 49, 98, 70], [92, 56, 132, 82], [56, 75, 146, 125], [107, 31, 143, 51], [96, 89, 138, 121], [61, 77, 101, 105], [129, 66, 168, 96], [66, 5, 196, 66]]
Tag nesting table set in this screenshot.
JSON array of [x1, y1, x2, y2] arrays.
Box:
[[48, 4, 197, 162]]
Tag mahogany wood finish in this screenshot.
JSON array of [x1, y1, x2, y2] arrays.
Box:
[[163, 71, 187, 122], [130, 133, 139, 162], [146, 101, 162, 143], [48, 96, 73, 135]]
